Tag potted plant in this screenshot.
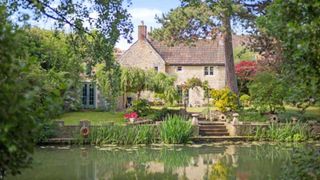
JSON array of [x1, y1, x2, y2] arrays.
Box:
[[124, 112, 139, 123]]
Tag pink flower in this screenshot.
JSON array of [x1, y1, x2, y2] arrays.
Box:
[[124, 112, 139, 119]]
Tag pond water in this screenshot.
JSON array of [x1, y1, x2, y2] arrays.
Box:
[[8, 143, 318, 180]]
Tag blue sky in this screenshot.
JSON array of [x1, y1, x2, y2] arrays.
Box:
[[116, 0, 181, 50]]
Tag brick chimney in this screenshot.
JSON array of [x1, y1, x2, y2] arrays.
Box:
[[138, 21, 147, 41]]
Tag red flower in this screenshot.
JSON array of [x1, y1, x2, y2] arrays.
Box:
[[124, 112, 139, 119]]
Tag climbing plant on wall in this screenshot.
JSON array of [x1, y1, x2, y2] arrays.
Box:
[[181, 77, 210, 109]]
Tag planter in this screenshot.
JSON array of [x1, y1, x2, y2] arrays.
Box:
[[129, 118, 135, 123]]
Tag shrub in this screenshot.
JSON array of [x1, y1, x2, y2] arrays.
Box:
[[160, 115, 193, 144], [248, 72, 287, 113], [150, 107, 180, 121], [131, 99, 150, 116], [235, 61, 257, 94], [35, 123, 58, 143], [255, 123, 313, 142], [210, 88, 238, 112], [240, 94, 251, 107]]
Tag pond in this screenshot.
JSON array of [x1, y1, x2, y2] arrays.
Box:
[[8, 143, 318, 180]]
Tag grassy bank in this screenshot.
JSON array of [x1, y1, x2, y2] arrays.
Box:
[[56, 106, 320, 125], [57, 111, 126, 125]]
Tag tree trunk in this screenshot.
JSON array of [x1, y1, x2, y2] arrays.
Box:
[[137, 91, 141, 100], [222, 2, 239, 95]]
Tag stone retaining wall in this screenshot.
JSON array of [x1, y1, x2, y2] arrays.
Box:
[[226, 122, 320, 136], [53, 120, 115, 138]]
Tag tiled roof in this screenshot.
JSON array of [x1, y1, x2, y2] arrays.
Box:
[[148, 38, 226, 65]]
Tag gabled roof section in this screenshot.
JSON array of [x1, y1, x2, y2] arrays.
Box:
[[148, 38, 226, 65], [118, 40, 166, 67]]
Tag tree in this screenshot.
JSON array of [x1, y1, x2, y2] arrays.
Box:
[[248, 72, 287, 114], [256, 0, 320, 108], [151, 0, 270, 95], [118, 67, 177, 104], [235, 61, 257, 94], [1, 0, 132, 177], [25, 28, 83, 111], [0, 9, 42, 177]]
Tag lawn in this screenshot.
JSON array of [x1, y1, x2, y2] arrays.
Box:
[[57, 111, 126, 125], [57, 105, 320, 125]]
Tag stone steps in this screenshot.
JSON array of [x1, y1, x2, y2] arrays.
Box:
[[200, 132, 230, 136], [199, 125, 226, 128], [199, 129, 228, 132], [198, 120, 229, 137]]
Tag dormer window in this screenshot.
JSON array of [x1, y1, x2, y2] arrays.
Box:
[[204, 66, 214, 76], [177, 66, 182, 72]]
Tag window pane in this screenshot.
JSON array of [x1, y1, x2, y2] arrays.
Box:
[[204, 67, 208, 75], [154, 66, 158, 71], [82, 84, 87, 105], [210, 66, 214, 75], [89, 84, 94, 105], [177, 66, 182, 71]]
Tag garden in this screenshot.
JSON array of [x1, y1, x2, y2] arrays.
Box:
[[1, 0, 320, 179]]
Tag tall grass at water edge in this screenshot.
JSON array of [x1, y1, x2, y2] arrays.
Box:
[[255, 123, 314, 142], [75, 115, 193, 145], [160, 115, 193, 144], [89, 125, 158, 145]]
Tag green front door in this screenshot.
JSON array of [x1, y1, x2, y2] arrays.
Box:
[[82, 83, 96, 109]]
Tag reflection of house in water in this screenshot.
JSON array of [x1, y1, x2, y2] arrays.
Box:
[[73, 145, 242, 180], [141, 146, 241, 180]]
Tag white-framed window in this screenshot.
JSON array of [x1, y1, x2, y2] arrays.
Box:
[[154, 66, 159, 72], [204, 66, 214, 75], [177, 66, 182, 72]]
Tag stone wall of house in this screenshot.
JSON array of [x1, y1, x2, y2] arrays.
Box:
[[166, 65, 225, 106], [166, 65, 225, 88], [119, 41, 166, 72]]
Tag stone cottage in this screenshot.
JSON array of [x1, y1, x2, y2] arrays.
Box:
[[81, 24, 248, 109], [118, 24, 227, 107]]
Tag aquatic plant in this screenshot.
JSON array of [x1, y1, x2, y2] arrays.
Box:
[[254, 123, 313, 142], [89, 125, 158, 145], [160, 115, 192, 144]]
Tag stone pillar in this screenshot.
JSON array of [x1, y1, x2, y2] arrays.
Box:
[[191, 114, 199, 126], [191, 114, 199, 136]]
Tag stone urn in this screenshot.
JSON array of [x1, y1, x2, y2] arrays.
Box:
[[232, 113, 239, 125]]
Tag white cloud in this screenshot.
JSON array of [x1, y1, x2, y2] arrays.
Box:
[[116, 8, 163, 51], [129, 8, 162, 23]]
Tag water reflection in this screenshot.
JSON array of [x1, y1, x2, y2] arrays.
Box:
[[9, 143, 306, 180]]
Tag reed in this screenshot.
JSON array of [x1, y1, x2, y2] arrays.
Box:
[[160, 115, 193, 144], [255, 123, 312, 142], [89, 125, 158, 145]]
